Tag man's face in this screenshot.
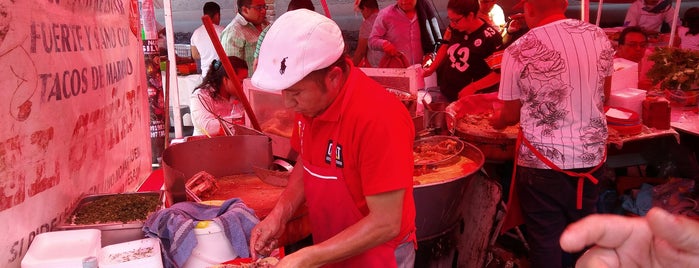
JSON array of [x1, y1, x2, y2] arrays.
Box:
[[212, 13, 221, 25], [397, 0, 417, 13], [281, 71, 339, 118], [222, 69, 249, 96], [242, 0, 267, 25], [360, 6, 373, 19], [618, 32, 648, 63], [448, 9, 478, 32]]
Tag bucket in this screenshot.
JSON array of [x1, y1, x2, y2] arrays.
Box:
[[423, 102, 453, 136], [420, 88, 454, 136], [182, 221, 237, 268]]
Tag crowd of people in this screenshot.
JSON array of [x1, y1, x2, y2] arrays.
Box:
[[168, 0, 699, 267]]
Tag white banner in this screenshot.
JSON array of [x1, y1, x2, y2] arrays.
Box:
[[0, 0, 151, 267]]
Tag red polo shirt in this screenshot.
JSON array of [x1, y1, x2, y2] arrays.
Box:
[[291, 66, 416, 246]]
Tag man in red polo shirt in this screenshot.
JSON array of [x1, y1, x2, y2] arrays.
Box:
[[249, 9, 417, 268]]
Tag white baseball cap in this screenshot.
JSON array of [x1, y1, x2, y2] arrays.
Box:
[[251, 9, 345, 92]]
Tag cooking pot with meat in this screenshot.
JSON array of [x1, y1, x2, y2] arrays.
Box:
[[412, 136, 484, 240]]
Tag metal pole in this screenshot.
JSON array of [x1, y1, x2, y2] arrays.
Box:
[[668, 0, 682, 47], [163, 0, 182, 138], [595, 0, 604, 26], [202, 15, 262, 131]]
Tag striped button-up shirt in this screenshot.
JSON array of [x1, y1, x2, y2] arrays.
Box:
[[220, 13, 268, 75]]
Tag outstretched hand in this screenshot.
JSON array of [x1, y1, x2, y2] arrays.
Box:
[[560, 207, 699, 268]]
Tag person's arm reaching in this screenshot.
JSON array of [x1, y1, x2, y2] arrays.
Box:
[[352, 37, 370, 66], [423, 27, 452, 77], [190, 92, 224, 136], [489, 99, 521, 130], [273, 189, 405, 268], [457, 72, 501, 99], [369, 12, 396, 55], [250, 161, 307, 258]]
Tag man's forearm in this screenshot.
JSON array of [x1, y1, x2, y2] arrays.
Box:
[[293, 190, 405, 267]]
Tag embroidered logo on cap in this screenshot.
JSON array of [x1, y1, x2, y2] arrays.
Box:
[[280, 57, 288, 74]]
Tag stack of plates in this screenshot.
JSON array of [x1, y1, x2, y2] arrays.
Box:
[[605, 106, 642, 136]]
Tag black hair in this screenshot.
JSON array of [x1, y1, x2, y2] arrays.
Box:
[[288, 0, 316, 11], [237, 0, 253, 13], [195, 56, 248, 98], [203, 2, 220, 17], [307, 54, 350, 89], [358, 0, 379, 10], [447, 0, 479, 17], [684, 7, 699, 35], [619, 26, 647, 45]]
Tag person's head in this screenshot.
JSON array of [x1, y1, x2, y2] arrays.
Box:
[[514, 0, 567, 28], [238, 0, 267, 25], [252, 9, 347, 118], [358, 0, 379, 19], [683, 7, 699, 34], [198, 56, 249, 98], [617, 26, 648, 63], [396, 0, 417, 13], [288, 0, 315, 11], [478, 0, 496, 14], [447, 0, 482, 32], [203, 2, 221, 25], [643, 0, 661, 7]]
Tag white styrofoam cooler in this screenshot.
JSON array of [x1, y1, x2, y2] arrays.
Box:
[[359, 64, 425, 95], [21, 229, 101, 268], [609, 87, 647, 116], [611, 58, 639, 93]]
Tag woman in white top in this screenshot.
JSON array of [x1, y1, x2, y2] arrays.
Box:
[[190, 56, 248, 136]]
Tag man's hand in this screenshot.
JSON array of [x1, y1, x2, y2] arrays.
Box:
[[272, 247, 318, 268], [382, 42, 399, 56], [560, 207, 699, 268], [250, 214, 285, 259]]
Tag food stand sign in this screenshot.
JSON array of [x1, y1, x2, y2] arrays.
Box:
[[0, 1, 151, 267]]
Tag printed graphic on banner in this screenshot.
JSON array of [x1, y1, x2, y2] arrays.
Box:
[[142, 0, 165, 163], [0, 0, 150, 267]]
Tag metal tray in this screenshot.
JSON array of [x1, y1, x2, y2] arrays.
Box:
[[56, 191, 163, 247]]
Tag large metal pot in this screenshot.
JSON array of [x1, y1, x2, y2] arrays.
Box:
[[162, 135, 273, 204], [413, 140, 485, 241]]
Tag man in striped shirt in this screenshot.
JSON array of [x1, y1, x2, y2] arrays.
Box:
[[490, 0, 615, 266], [220, 0, 269, 75]]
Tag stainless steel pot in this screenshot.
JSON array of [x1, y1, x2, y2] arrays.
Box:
[[162, 135, 273, 204], [413, 141, 485, 241]]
